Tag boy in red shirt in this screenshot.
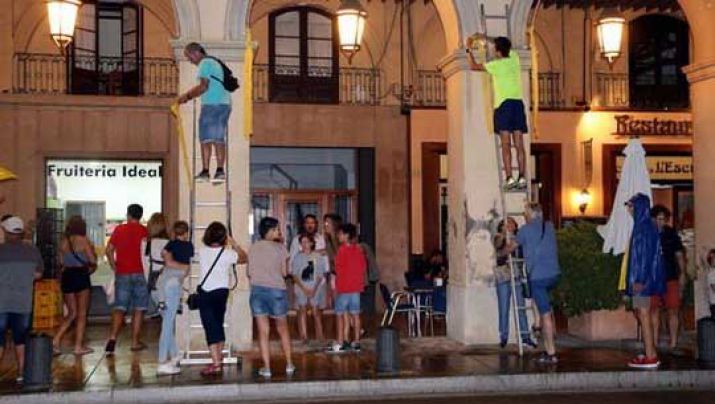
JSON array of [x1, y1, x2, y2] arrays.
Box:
[[329, 223, 366, 353], [104, 204, 149, 355]]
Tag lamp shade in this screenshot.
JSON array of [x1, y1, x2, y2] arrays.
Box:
[[596, 7, 625, 64], [47, 0, 81, 50], [337, 0, 367, 61]]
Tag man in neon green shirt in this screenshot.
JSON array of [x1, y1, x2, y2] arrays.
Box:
[[467, 36, 528, 190]]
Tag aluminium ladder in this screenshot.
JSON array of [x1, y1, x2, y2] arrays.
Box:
[[180, 100, 239, 365]]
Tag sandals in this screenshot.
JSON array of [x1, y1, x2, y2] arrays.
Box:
[[130, 342, 148, 352], [200, 364, 223, 376], [74, 347, 94, 356], [53, 346, 63, 357]]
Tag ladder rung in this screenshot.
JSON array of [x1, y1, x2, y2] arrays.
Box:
[[193, 225, 208, 230], [506, 212, 525, 216], [195, 201, 227, 207], [190, 324, 229, 329]]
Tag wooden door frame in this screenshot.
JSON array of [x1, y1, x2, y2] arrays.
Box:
[[421, 142, 447, 257], [531, 143, 563, 227]]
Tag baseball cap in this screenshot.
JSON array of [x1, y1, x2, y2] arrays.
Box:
[[1, 216, 24, 234]]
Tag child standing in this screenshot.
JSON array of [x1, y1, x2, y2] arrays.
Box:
[[156, 221, 194, 376], [330, 223, 366, 353], [291, 234, 328, 343], [248, 217, 294, 378]]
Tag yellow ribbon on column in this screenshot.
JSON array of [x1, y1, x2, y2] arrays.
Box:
[[0, 166, 17, 181], [170, 103, 193, 184], [618, 240, 630, 291], [243, 29, 254, 140], [529, 24, 539, 140]]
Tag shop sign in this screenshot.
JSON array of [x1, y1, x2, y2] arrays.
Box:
[[616, 156, 693, 181], [614, 115, 692, 137], [47, 161, 163, 178]]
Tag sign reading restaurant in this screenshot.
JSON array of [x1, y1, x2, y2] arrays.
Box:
[[614, 115, 692, 137]]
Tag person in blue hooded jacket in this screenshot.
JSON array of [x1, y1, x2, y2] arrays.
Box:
[[625, 193, 666, 369]]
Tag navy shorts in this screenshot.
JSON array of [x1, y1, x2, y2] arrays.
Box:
[[250, 285, 288, 318], [0, 313, 31, 346], [530, 276, 559, 314], [494, 99, 528, 134], [199, 104, 231, 144]]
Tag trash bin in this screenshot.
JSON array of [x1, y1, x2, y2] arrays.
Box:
[[376, 326, 399, 374], [23, 332, 53, 392], [697, 317, 715, 365]]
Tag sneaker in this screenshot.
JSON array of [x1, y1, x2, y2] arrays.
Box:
[[328, 341, 351, 354], [516, 176, 528, 190], [157, 363, 181, 376], [105, 339, 116, 356], [503, 176, 517, 190], [286, 363, 296, 375], [195, 169, 210, 182], [627, 355, 660, 369], [536, 351, 558, 364], [350, 341, 361, 352], [522, 338, 538, 349], [258, 367, 272, 378], [212, 168, 226, 182], [171, 352, 184, 367], [15, 376, 23, 384], [157, 302, 167, 311]]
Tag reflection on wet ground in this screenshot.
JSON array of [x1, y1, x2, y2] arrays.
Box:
[[0, 318, 705, 396]]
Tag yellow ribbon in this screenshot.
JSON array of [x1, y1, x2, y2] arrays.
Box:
[[243, 29, 254, 140], [170, 103, 193, 184], [0, 166, 17, 181], [529, 25, 539, 140], [618, 239, 630, 291]]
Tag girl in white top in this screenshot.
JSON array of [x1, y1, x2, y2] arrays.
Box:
[[140, 213, 170, 289], [197, 221, 246, 376]]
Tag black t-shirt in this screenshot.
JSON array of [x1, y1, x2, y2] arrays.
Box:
[[164, 239, 194, 265], [660, 226, 684, 281]]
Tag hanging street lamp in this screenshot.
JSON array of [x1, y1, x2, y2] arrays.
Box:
[[596, 7, 625, 66], [47, 0, 81, 53], [337, 0, 367, 64]]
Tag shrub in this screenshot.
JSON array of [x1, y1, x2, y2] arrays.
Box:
[[552, 221, 623, 317]]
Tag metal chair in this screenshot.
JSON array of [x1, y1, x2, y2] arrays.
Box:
[[379, 283, 419, 337], [424, 286, 447, 336]]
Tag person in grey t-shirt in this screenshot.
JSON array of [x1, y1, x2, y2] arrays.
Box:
[[0, 216, 43, 383]]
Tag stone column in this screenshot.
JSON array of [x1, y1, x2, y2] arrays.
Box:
[[438, 50, 503, 344], [172, 39, 253, 352], [680, 0, 715, 322]]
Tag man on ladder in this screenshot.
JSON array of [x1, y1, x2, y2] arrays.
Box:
[[466, 36, 528, 191]]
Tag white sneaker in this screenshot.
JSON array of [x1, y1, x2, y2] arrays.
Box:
[[258, 367, 272, 378], [171, 352, 184, 366], [157, 363, 181, 376], [286, 364, 296, 375]]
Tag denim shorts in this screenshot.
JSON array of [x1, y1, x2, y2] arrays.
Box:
[[493, 99, 528, 134], [0, 312, 31, 346], [335, 292, 361, 315], [530, 276, 558, 314], [199, 104, 231, 144], [114, 273, 150, 312], [250, 285, 288, 318]]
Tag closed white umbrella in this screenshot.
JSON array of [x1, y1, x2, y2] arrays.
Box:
[[597, 137, 652, 254]]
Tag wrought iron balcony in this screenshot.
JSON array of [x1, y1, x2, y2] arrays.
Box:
[[593, 72, 629, 108], [13, 53, 178, 97]]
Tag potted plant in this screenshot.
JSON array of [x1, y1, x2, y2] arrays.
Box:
[[553, 221, 636, 341]]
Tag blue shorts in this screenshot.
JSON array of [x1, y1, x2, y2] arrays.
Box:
[[335, 293, 361, 315], [494, 99, 528, 134], [114, 273, 150, 312], [0, 312, 31, 346], [199, 104, 231, 144], [250, 285, 288, 318], [530, 276, 559, 314]]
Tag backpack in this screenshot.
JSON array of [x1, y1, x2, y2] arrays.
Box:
[[206, 56, 240, 92]]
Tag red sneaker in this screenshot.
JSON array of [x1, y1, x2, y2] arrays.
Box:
[[627, 355, 660, 369]]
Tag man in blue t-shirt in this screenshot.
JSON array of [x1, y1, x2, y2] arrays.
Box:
[[508, 203, 560, 364], [178, 42, 232, 183]]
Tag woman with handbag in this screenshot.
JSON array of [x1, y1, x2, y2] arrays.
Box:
[[53, 215, 97, 356], [196, 221, 246, 376], [141, 213, 170, 300]]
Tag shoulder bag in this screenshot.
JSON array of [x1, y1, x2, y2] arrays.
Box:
[[187, 247, 224, 310]]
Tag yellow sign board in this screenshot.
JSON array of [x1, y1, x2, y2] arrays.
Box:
[[616, 156, 693, 181]]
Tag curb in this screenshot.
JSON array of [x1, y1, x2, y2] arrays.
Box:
[[3, 370, 715, 403]]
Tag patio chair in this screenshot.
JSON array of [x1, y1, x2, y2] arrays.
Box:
[[379, 283, 419, 337], [425, 286, 447, 336]]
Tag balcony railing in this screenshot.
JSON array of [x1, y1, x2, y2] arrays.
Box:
[[252, 64, 382, 105], [537, 72, 564, 109], [413, 70, 446, 107], [593, 72, 629, 108], [13, 53, 178, 97]]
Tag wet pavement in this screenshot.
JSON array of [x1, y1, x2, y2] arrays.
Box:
[[0, 317, 712, 399]]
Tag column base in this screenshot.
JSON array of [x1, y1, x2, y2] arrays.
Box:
[[447, 283, 500, 344]]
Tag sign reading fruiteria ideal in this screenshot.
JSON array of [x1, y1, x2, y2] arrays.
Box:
[[616, 155, 693, 181], [614, 115, 692, 137]]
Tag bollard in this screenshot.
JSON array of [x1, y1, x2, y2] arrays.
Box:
[[376, 326, 400, 374], [697, 317, 715, 365], [23, 332, 53, 392]]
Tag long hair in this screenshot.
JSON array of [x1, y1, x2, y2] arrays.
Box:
[[146, 213, 169, 239], [65, 215, 87, 238]]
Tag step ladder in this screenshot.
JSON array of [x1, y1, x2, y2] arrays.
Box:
[[494, 132, 537, 357], [180, 100, 238, 365], [479, 2, 512, 40]]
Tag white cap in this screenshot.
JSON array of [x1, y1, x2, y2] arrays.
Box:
[[1, 216, 24, 234]]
